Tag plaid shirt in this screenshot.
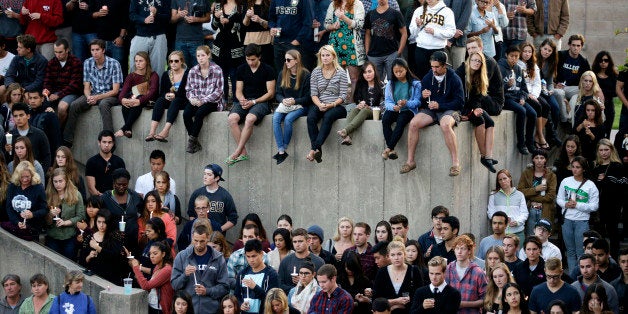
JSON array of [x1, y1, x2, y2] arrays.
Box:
[[445, 261, 487, 314], [43, 54, 83, 99], [185, 62, 225, 111], [307, 287, 354, 314], [227, 248, 271, 278], [503, 0, 536, 41], [344, 243, 377, 280], [83, 56, 123, 96]]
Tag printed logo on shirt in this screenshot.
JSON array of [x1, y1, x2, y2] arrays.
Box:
[[198, 264, 209, 271], [43, 5, 50, 11], [62, 302, 75, 314], [562, 186, 589, 203], [421, 13, 445, 26], [562, 63, 580, 74], [209, 200, 225, 213], [276, 6, 298, 15]]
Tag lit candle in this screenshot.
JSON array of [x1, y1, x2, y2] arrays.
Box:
[[150, 211, 153, 219], [102, 5, 107, 9], [193, 272, 198, 285], [292, 266, 296, 274]]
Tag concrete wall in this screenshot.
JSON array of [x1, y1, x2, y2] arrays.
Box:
[[72, 107, 527, 241], [564, 0, 627, 66], [0, 228, 148, 313]]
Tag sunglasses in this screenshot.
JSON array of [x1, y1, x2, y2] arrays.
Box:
[[169, 59, 181, 63], [285, 58, 294, 63], [600, 59, 609, 63]]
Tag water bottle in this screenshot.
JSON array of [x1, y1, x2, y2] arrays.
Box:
[[541, 79, 548, 95], [540, 178, 547, 196]]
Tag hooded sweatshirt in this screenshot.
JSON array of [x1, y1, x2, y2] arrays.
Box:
[[487, 187, 528, 234], [408, 0, 456, 50]]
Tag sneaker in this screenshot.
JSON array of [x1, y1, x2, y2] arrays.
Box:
[[481, 157, 496, 173], [276, 152, 288, 165], [517, 144, 529, 155]]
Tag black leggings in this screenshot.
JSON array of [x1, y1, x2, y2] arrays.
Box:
[[183, 102, 218, 137], [152, 96, 188, 124], [528, 96, 550, 118], [382, 110, 414, 150], [121, 105, 143, 131], [307, 105, 347, 150]]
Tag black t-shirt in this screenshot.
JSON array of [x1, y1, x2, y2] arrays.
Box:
[[557, 50, 591, 86], [618, 66, 628, 83], [236, 62, 276, 99], [85, 154, 126, 193], [364, 7, 405, 57]]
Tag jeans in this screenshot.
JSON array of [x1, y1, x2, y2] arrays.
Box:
[[367, 52, 398, 82], [307, 105, 347, 150], [152, 96, 188, 124], [526, 207, 542, 236], [272, 107, 307, 151], [106, 40, 125, 65], [72, 32, 97, 61], [541, 93, 560, 129], [46, 236, 76, 260], [382, 110, 414, 150], [562, 218, 589, 273], [503, 98, 537, 146], [183, 101, 218, 137], [175, 40, 203, 68]]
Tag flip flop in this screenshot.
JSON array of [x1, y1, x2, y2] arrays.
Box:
[[449, 165, 461, 177], [124, 130, 133, 138], [225, 157, 236, 166], [235, 155, 249, 163], [400, 163, 416, 174], [145, 134, 155, 142], [154, 134, 168, 142]]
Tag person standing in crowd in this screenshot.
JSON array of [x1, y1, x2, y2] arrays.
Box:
[[234, 239, 279, 313], [64, 39, 123, 146], [570, 72, 605, 128], [557, 156, 599, 274], [171, 0, 211, 67], [128, 0, 170, 78], [498, 45, 537, 155], [91, 0, 128, 67], [381, 58, 419, 161], [401, 51, 463, 175], [18, 274, 54, 314], [322, 217, 354, 263], [445, 235, 486, 314], [308, 264, 354, 313], [172, 225, 230, 314], [84, 130, 125, 196], [528, 258, 580, 314], [268, 228, 293, 271], [288, 261, 320, 313], [134, 149, 177, 198], [591, 238, 622, 283], [272, 49, 310, 164], [49, 271, 96, 314], [518, 42, 550, 150], [410, 256, 461, 314], [18, 0, 63, 60], [575, 99, 605, 162], [554, 34, 590, 123], [130, 241, 175, 314], [517, 149, 557, 235], [268, 0, 313, 70], [364, 0, 407, 81], [483, 262, 513, 312], [342, 222, 377, 281], [477, 211, 507, 259], [571, 254, 620, 313], [1, 275, 24, 313], [443, 0, 471, 69], [501, 0, 534, 57], [183, 45, 224, 154], [278, 228, 325, 294], [592, 51, 618, 138], [211, 0, 245, 104], [611, 248, 628, 314], [526, 0, 568, 50], [115, 51, 159, 139], [418, 206, 449, 259], [535, 38, 562, 146], [512, 236, 546, 297], [4, 35, 47, 92], [429, 215, 458, 262], [226, 44, 276, 166], [306, 45, 348, 163], [146, 51, 189, 142], [187, 163, 238, 234], [515, 219, 561, 262], [307, 225, 335, 265], [503, 234, 521, 271], [42, 39, 82, 129], [408, 0, 455, 79]]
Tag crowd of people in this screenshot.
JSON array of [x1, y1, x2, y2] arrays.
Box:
[[1, 0, 628, 312]]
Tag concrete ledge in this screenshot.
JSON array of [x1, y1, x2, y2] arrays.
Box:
[[72, 107, 526, 240], [0, 228, 148, 313]]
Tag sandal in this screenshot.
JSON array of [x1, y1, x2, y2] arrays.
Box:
[[145, 134, 155, 142], [449, 165, 461, 177], [337, 129, 348, 138], [382, 149, 390, 160], [388, 150, 398, 160], [341, 136, 352, 146], [225, 157, 236, 166], [154, 134, 168, 142], [306, 151, 315, 162], [400, 163, 416, 174], [124, 130, 133, 138], [235, 155, 249, 163]]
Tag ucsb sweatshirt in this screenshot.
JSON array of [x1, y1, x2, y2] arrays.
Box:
[[408, 0, 456, 50]]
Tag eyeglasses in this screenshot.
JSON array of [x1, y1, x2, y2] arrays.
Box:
[[285, 58, 294, 63], [545, 274, 561, 280], [299, 272, 312, 276], [169, 59, 181, 63], [600, 59, 609, 63], [195, 206, 209, 211], [470, 59, 483, 64]]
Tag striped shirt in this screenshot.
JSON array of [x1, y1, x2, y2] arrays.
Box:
[[310, 67, 348, 105], [83, 56, 123, 95]]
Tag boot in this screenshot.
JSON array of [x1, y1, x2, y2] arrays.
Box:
[[187, 136, 198, 153], [191, 137, 202, 153]]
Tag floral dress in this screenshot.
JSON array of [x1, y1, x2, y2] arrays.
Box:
[[324, 1, 366, 67]]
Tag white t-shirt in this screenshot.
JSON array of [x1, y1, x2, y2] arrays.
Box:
[[0, 52, 15, 76], [134, 172, 176, 196]]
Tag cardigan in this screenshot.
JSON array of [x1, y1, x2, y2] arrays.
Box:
[[132, 264, 174, 314]]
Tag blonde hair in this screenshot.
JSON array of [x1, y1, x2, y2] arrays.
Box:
[[264, 288, 289, 314], [387, 240, 406, 256], [576, 71, 602, 104], [11, 160, 41, 185], [484, 263, 514, 311], [63, 270, 84, 290], [281, 49, 309, 90], [316, 45, 342, 70], [46, 168, 80, 206], [595, 139, 622, 165], [332, 217, 354, 242], [168, 50, 187, 69], [196, 45, 211, 58], [192, 218, 214, 234], [465, 52, 488, 96]]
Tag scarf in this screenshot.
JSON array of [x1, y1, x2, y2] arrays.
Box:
[[290, 279, 320, 312]]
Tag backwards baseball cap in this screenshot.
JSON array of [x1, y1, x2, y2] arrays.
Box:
[[204, 163, 225, 181], [430, 51, 451, 67], [535, 219, 552, 232]]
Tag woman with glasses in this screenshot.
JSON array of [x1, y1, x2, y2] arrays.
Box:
[[183, 45, 224, 153], [307, 45, 348, 163], [288, 261, 320, 313], [146, 51, 190, 142], [592, 51, 618, 138], [272, 50, 311, 165]]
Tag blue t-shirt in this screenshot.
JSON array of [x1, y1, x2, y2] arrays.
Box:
[[529, 283, 582, 313]]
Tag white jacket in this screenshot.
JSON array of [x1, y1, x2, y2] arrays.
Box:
[[409, 0, 456, 50], [556, 176, 599, 221]]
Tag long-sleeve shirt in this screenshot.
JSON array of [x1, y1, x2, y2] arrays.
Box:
[[185, 62, 224, 110], [307, 287, 354, 314], [556, 176, 599, 221], [420, 67, 464, 112], [445, 261, 486, 314], [275, 70, 311, 106], [129, 0, 171, 36], [268, 0, 312, 45], [384, 79, 421, 114], [444, 0, 472, 47], [487, 188, 528, 234], [132, 264, 174, 314], [20, 0, 64, 44], [118, 72, 159, 105], [43, 54, 83, 98], [503, 0, 536, 41], [408, 1, 456, 50], [46, 194, 85, 241], [310, 67, 348, 105], [5, 53, 48, 92]]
